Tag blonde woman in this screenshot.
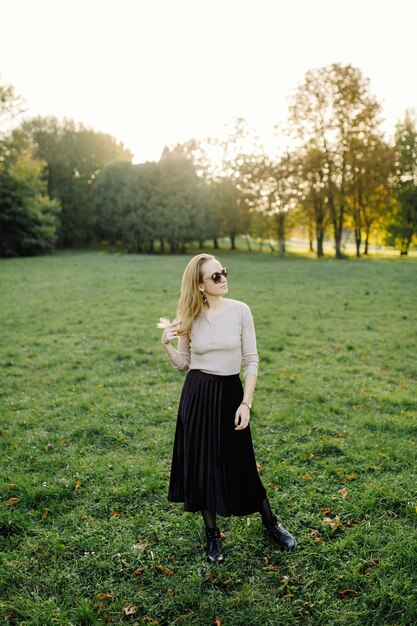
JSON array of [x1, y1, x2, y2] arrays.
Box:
[[159, 254, 297, 564]]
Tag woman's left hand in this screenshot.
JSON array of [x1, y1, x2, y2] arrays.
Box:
[[234, 404, 250, 430]]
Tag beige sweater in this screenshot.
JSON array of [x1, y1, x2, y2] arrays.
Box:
[[168, 298, 259, 377]]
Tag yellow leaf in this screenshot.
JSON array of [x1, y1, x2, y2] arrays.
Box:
[[214, 617, 222, 626], [41, 508, 51, 521], [97, 593, 113, 600], [9, 483, 17, 488], [145, 618, 159, 624], [301, 473, 312, 481], [134, 568, 144, 577], [155, 564, 174, 575], [111, 511, 121, 517], [74, 480, 82, 491], [256, 462, 262, 473], [6, 497, 20, 504], [340, 487, 348, 498]]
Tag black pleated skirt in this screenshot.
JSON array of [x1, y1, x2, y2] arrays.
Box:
[[168, 369, 266, 517]]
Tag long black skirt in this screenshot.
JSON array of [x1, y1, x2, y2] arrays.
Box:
[[168, 369, 266, 517]]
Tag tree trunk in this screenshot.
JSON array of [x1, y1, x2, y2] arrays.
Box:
[[230, 233, 236, 250], [316, 229, 324, 257], [160, 239, 165, 253], [334, 226, 343, 259], [199, 239, 204, 248], [277, 214, 285, 257], [355, 228, 361, 257], [213, 237, 219, 249], [364, 226, 370, 255]]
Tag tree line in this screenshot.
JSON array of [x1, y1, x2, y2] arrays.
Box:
[[1, 63, 416, 258]]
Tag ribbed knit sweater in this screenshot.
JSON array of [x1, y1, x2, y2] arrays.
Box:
[[167, 298, 259, 377]]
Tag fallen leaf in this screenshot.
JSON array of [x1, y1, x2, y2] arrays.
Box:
[[155, 564, 174, 575], [322, 515, 344, 530], [321, 507, 331, 514], [134, 568, 144, 577], [6, 497, 20, 504], [9, 483, 17, 488], [307, 451, 314, 460], [97, 593, 113, 600], [268, 482, 279, 489], [145, 618, 159, 625], [346, 518, 359, 526], [308, 528, 320, 537], [314, 537, 323, 543], [41, 508, 51, 521], [214, 617, 222, 626], [74, 480, 82, 491], [339, 589, 359, 598], [262, 565, 279, 572], [301, 473, 312, 481], [256, 462, 262, 473], [263, 556, 269, 565], [135, 540, 148, 550], [340, 487, 348, 498], [111, 511, 121, 517], [123, 605, 138, 616], [58, 440, 68, 445], [174, 613, 194, 623], [44, 443, 53, 453]]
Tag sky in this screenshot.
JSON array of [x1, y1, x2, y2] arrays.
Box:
[[1, 0, 417, 163]]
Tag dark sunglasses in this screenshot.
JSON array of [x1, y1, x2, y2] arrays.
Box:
[[203, 268, 228, 283]]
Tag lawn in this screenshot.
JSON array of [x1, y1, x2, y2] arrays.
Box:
[[0, 249, 416, 625]]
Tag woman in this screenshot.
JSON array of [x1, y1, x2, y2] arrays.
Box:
[[159, 254, 297, 564]]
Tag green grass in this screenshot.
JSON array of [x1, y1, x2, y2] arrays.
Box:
[[0, 250, 416, 626]]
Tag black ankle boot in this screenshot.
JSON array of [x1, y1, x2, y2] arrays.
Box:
[[205, 527, 224, 564], [265, 516, 297, 551]]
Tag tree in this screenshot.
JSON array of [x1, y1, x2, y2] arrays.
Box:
[[386, 111, 417, 254], [21, 117, 133, 246], [0, 82, 60, 257], [289, 63, 383, 258], [0, 133, 60, 257], [347, 133, 395, 256]]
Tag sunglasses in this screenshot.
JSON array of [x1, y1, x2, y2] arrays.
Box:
[[203, 268, 228, 283]]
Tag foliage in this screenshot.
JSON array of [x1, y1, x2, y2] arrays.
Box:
[[0, 88, 60, 257], [385, 111, 417, 254], [0, 250, 416, 625], [21, 116, 133, 246]]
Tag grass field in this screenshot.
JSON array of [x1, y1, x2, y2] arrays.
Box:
[[0, 249, 416, 626]]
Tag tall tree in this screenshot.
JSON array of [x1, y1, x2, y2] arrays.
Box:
[[289, 63, 383, 258], [386, 111, 417, 254], [0, 83, 60, 257]]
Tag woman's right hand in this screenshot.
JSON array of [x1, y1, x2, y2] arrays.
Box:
[[161, 321, 180, 346]]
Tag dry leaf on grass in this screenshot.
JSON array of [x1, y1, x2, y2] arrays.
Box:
[[74, 480, 82, 491], [41, 508, 51, 521], [339, 589, 359, 598], [134, 567, 144, 577], [301, 473, 312, 481], [97, 593, 113, 600], [214, 617, 222, 626], [155, 564, 174, 575], [123, 604, 138, 616], [340, 487, 348, 498]]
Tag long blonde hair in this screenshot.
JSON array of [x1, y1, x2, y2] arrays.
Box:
[[158, 254, 215, 335], [176, 253, 214, 336]]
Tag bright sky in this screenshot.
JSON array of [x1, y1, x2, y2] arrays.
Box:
[[1, 0, 416, 163]]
